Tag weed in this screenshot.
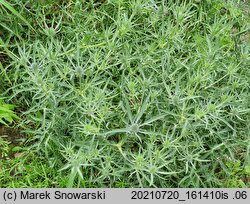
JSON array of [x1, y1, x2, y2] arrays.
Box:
[[0, 0, 249, 187], [0, 98, 19, 127]]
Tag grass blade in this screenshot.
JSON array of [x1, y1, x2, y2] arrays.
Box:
[[0, 0, 35, 31]]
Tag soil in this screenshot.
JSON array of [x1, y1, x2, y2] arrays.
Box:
[[0, 126, 23, 143]]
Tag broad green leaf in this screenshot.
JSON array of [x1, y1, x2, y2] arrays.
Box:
[[0, 118, 8, 126]]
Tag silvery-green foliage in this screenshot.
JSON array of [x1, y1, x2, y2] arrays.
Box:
[[1, 0, 249, 187]]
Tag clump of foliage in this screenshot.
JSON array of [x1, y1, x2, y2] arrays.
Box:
[[0, 0, 249, 187], [221, 161, 250, 187], [0, 137, 10, 158], [0, 98, 19, 126]]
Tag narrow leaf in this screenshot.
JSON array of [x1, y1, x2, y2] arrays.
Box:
[[103, 128, 129, 136], [135, 94, 150, 123], [141, 114, 165, 126]]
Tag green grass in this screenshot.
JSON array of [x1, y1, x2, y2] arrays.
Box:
[[0, 151, 95, 187], [0, 0, 34, 31], [0, 0, 249, 187]]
